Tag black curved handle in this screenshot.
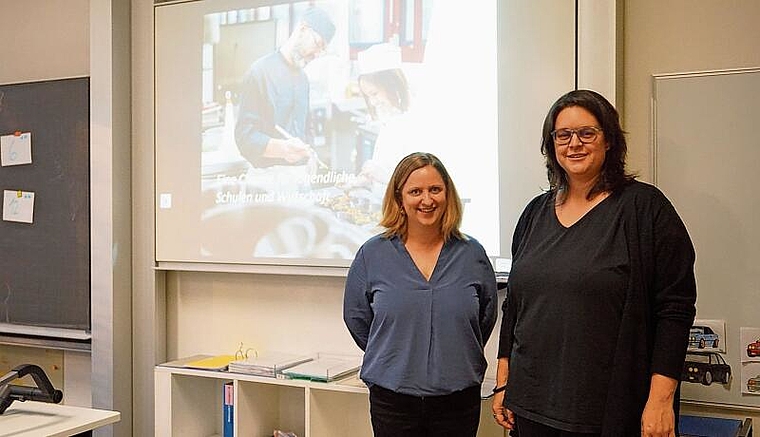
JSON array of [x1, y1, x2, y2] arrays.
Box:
[[0, 364, 63, 414]]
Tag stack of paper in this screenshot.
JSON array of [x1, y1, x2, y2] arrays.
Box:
[[227, 351, 313, 377], [281, 354, 361, 382]]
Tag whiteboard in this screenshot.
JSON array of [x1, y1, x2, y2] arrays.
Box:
[[653, 68, 760, 409]]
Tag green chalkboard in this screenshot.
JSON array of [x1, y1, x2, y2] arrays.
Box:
[[0, 77, 90, 331]]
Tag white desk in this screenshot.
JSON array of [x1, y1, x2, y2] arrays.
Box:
[[0, 401, 120, 437]]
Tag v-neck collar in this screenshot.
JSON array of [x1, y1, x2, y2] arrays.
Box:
[[554, 191, 613, 230], [391, 236, 447, 283]]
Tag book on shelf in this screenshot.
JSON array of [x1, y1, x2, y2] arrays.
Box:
[[223, 382, 234, 437], [281, 353, 361, 382], [227, 350, 313, 377]]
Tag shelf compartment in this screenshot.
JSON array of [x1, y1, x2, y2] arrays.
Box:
[[237, 380, 306, 436], [308, 387, 372, 437], [169, 373, 231, 437]]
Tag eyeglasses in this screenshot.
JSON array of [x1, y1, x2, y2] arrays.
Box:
[[307, 27, 327, 53], [551, 126, 602, 145]]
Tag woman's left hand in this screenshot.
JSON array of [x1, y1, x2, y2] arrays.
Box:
[[640, 395, 675, 437], [641, 373, 678, 436]]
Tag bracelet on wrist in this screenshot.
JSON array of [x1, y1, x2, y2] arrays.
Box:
[[492, 384, 507, 394]]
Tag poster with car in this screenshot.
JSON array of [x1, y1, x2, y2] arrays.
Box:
[[681, 319, 731, 386], [688, 319, 726, 352], [739, 327, 760, 395], [682, 349, 732, 386], [740, 327, 760, 361], [741, 362, 760, 395]]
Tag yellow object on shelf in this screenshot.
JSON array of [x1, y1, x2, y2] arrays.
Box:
[[182, 355, 236, 371]]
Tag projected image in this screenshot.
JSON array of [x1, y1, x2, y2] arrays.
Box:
[[159, 0, 498, 264]]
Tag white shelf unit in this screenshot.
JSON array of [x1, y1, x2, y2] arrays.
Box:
[[155, 365, 505, 437]]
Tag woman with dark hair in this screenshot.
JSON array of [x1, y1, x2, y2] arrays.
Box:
[[359, 68, 411, 121], [492, 90, 696, 437], [344, 152, 498, 437], [344, 43, 418, 192]]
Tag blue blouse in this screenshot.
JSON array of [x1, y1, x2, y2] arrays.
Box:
[[343, 234, 498, 396]]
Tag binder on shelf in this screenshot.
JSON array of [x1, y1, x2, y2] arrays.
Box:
[[227, 350, 313, 378], [281, 353, 361, 382], [223, 382, 234, 437], [157, 354, 235, 371], [181, 355, 236, 371]]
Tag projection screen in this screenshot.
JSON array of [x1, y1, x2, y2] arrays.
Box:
[[155, 0, 523, 268]]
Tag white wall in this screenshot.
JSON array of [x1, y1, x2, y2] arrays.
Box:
[[622, 0, 760, 181], [0, 0, 89, 84]]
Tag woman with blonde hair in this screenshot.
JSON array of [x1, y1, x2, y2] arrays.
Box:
[[344, 152, 498, 437]]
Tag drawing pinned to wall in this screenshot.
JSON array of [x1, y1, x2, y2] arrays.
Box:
[[688, 319, 726, 352], [740, 327, 760, 360], [741, 363, 760, 395], [739, 327, 760, 395], [682, 350, 732, 386], [681, 318, 731, 387], [0, 131, 32, 166], [2, 189, 35, 224]]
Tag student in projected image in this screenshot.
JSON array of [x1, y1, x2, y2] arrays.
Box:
[[344, 152, 498, 437], [234, 6, 335, 169], [492, 90, 697, 437], [350, 43, 414, 193]]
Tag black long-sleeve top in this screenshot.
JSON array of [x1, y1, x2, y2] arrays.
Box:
[[234, 51, 310, 168], [498, 180, 696, 435]]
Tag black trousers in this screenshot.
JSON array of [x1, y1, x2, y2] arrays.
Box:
[[368, 384, 481, 437], [511, 415, 601, 437]]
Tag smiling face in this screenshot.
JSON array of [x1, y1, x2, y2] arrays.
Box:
[[359, 78, 402, 120], [553, 106, 608, 185], [400, 165, 447, 233]]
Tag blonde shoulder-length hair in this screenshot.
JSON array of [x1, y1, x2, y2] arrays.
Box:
[[380, 152, 464, 241]]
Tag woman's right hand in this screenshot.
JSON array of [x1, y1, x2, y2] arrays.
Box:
[[492, 390, 515, 430], [492, 357, 515, 430]]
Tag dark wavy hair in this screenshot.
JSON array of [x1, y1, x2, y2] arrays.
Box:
[[380, 152, 463, 241], [541, 89, 636, 202]]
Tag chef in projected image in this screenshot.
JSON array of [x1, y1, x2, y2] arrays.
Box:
[[351, 43, 416, 194], [234, 6, 335, 170]]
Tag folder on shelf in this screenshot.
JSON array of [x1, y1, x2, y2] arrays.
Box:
[[222, 382, 234, 437], [181, 355, 237, 371], [281, 354, 361, 382], [227, 351, 313, 377]]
